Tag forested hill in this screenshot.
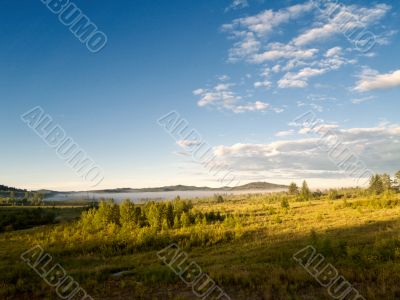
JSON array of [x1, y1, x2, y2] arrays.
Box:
[[0, 185, 27, 192], [91, 182, 288, 193], [0, 181, 288, 195], [229, 182, 288, 191]]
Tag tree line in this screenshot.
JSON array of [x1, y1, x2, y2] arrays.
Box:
[[0, 191, 44, 206], [286, 171, 400, 201], [80, 197, 227, 232], [368, 171, 400, 195]]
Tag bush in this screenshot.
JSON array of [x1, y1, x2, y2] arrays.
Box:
[[280, 198, 290, 209]]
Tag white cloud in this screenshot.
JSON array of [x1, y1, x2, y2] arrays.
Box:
[[222, 2, 314, 62], [351, 95, 375, 104], [217, 74, 230, 81], [278, 52, 356, 88], [325, 47, 342, 58], [278, 67, 326, 88], [214, 83, 234, 91], [275, 130, 294, 137], [252, 43, 318, 63], [293, 23, 336, 47], [194, 80, 269, 113], [354, 68, 400, 92], [224, 1, 313, 36], [211, 124, 400, 182], [375, 29, 398, 46], [221, 2, 376, 91], [232, 101, 270, 113], [193, 88, 206, 95], [226, 32, 261, 63], [254, 80, 272, 89], [272, 64, 281, 73], [293, 3, 390, 47], [278, 77, 308, 89], [194, 83, 241, 108], [198, 1, 394, 115], [222, 1, 392, 67], [273, 107, 285, 113], [226, 0, 248, 11]]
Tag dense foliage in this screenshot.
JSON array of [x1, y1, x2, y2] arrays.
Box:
[[0, 208, 55, 232]]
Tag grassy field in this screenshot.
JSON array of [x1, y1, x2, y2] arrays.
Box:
[[1, 190, 400, 299]]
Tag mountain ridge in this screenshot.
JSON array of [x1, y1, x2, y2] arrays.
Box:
[[89, 181, 288, 193], [1, 182, 288, 195]]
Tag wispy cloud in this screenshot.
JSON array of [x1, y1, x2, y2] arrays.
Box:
[[177, 140, 202, 147], [354, 68, 400, 92], [252, 43, 318, 64], [232, 101, 269, 113], [220, 1, 392, 92], [193, 79, 269, 113], [225, 0, 249, 12], [222, 2, 314, 62], [223, 1, 313, 36], [351, 95, 375, 104], [254, 80, 272, 89], [293, 3, 390, 47], [275, 130, 294, 137], [325, 47, 342, 58], [278, 67, 326, 88]]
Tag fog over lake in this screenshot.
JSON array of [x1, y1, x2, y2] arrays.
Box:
[[45, 189, 286, 203]]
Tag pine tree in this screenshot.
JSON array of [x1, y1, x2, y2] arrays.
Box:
[[288, 182, 299, 195], [369, 175, 384, 195], [281, 197, 290, 209], [381, 173, 392, 191], [166, 202, 174, 228], [300, 180, 311, 201]]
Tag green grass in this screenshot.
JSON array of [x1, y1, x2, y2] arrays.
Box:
[[1, 191, 400, 299]]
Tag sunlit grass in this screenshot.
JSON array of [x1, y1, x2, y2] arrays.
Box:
[[1, 190, 400, 299]]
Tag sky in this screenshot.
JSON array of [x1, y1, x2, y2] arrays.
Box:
[[1, 0, 400, 191]]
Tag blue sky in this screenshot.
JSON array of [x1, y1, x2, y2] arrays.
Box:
[[1, 0, 400, 191]]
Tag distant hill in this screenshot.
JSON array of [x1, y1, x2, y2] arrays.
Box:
[[90, 182, 287, 193], [230, 182, 288, 191], [0, 185, 28, 198], [92, 185, 220, 193], [0, 185, 27, 193], [1, 181, 288, 196]]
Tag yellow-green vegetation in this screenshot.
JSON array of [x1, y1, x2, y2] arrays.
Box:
[[1, 188, 400, 299]]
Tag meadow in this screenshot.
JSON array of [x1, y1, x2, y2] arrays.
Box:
[[1, 188, 400, 299]]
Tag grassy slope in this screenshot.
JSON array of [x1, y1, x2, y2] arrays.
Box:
[[1, 194, 400, 299]]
